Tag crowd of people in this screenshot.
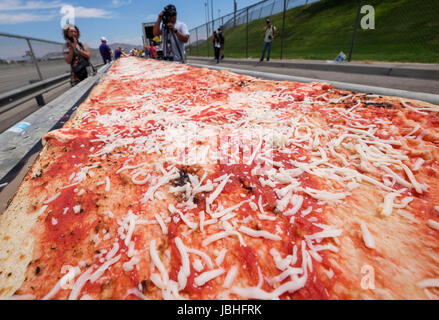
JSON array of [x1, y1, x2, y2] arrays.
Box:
[[63, 4, 190, 85], [210, 18, 276, 63], [62, 27, 162, 86], [62, 3, 276, 86], [124, 43, 158, 59], [99, 36, 159, 62]]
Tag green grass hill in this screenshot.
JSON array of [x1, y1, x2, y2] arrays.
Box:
[[188, 0, 439, 63]]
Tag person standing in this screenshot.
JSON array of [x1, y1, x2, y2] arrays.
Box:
[[218, 27, 225, 60], [213, 31, 221, 64], [142, 43, 150, 59], [99, 37, 113, 64], [153, 4, 189, 63], [114, 46, 123, 60], [150, 42, 157, 59], [63, 24, 91, 85], [260, 19, 277, 62]]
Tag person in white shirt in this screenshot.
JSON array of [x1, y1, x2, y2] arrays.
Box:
[[153, 4, 189, 63], [260, 18, 277, 62]]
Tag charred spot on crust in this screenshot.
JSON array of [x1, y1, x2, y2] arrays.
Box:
[[141, 280, 150, 294], [239, 177, 253, 192], [95, 222, 101, 233], [366, 102, 394, 109], [121, 174, 131, 185], [173, 168, 190, 187], [237, 80, 248, 87], [267, 203, 277, 213], [35, 266, 41, 275]]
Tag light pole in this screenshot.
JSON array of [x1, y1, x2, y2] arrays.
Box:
[[205, 1, 210, 57], [234, 0, 237, 27], [205, 1, 211, 34], [205, 2, 208, 29], [348, 0, 363, 62], [211, 0, 214, 32], [280, 0, 286, 60]]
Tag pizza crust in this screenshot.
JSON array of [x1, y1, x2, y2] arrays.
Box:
[[1, 58, 439, 300]]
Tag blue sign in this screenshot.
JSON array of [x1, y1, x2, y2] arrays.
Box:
[[7, 122, 31, 134]]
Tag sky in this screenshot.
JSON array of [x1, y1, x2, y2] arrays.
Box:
[[0, 0, 261, 48]]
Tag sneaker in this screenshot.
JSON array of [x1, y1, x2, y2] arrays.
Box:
[[267, 58, 270, 61], [260, 58, 263, 62]]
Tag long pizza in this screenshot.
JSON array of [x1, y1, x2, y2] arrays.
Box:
[[0, 57, 438, 300]]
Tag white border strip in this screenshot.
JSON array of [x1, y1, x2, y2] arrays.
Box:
[[189, 63, 439, 106]]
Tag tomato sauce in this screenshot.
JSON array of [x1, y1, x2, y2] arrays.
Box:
[[237, 245, 260, 287]]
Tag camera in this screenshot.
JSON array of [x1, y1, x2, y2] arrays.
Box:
[[162, 4, 177, 26]]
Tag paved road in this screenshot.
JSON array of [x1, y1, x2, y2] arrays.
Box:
[[188, 59, 439, 95], [0, 60, 70, 95], [0, 56, 103, 95], [0, 82, 71, 133]]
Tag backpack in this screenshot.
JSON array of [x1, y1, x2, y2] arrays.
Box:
[[71, 42, 90, 81]]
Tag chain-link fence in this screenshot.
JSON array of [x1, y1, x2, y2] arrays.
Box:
[[186, 0, 439, 63], [186, 0, 317, 59], [0, 32, 103, 95]]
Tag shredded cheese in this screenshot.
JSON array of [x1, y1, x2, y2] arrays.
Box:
[[360, 222, 376, 249], [417, 278, 439, 288], [239, 226, 282, 241], [427, 219, 439, 231], [44, 192, 61, 205], [194, 268, 224, 287], [149, 240, 169, 286], [223, 266, 238, 289]]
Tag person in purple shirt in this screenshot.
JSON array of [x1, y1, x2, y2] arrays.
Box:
[[99, 37, 113, 64]]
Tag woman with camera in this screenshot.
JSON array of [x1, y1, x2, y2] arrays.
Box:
[[63, 24, 92, 85]]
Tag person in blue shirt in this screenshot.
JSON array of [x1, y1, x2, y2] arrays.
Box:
[[99, 37, 113, 64], [114, 46, 123, 60]]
